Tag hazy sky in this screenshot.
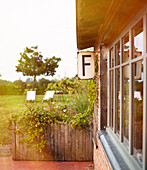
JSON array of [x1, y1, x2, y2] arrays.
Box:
[[0, 0, 77, 82]]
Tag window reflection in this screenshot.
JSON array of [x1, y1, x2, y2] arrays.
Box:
[[133, 61, 143, 162], [133, 19, 143, 58], [111, 70, 114, 128], [123, 33, 129, 63], [111, 48, 114, 67], [115, 41, 120, 65], [116, 68, 120, 135], [123, 65, 129, 145]]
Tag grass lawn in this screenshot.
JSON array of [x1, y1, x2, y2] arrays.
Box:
[[0, 94, 72, 145]]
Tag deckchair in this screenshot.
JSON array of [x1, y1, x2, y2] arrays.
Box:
[[26, 91, 36, 102], [42, 91, 55, 101], [134, 91, 142, 100]]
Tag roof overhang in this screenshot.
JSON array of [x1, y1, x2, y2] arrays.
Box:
[[76, 0, 147, 50]]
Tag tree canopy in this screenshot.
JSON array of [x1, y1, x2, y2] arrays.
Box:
[[16, 46, 61, 89]]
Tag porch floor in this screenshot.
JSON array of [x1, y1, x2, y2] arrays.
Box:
[[0, 157, 93, 170]]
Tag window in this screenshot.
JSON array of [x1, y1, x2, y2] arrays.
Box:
[[108, 18, 145, 165]]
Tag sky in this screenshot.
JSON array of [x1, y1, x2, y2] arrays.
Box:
[[0, 0, 77, 82]]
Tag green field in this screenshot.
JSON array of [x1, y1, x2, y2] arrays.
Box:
[[0, 94, 72, 144]]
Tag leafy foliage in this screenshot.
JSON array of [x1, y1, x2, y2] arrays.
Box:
[[46, 77, 81, 94], [0, 84, 17, 95], [70, 80, 97, 128], [13, 80, 26, 95], [0, 79, 12, 85]]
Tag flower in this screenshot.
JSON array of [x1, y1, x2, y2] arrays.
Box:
[[63, 109, 66, 113]]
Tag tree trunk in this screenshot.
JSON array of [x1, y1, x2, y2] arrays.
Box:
[[32, 75, 36, 90]]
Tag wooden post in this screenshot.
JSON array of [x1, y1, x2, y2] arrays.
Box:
[[71, 126, 76, 160], [68, 123, 72, 160], [60, 123, 65, 160], [12, 121, 16, 159]]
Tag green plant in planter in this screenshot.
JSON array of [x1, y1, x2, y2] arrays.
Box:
[[70, 79, 97, 128], [10, 102, 93, 154]]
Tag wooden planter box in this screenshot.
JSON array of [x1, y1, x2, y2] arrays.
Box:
[[12, 122, 93, 161]]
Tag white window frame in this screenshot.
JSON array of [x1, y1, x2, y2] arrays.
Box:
[[107, 5, 147, 169]]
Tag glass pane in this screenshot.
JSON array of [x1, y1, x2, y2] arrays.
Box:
[[133, 19, 143, 59], [115, 41, 120, 65], [123, 65, 129, 145], [133, 61, 143, 162], [116, 68, 120, 134], [123, 33, 129, 63], [109, 51, 111, 68], [110, 70, 114, 128], [110, 48, 114, 67]]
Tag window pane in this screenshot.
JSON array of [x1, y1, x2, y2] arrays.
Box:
[[109, 50, 111, 68], [133, 61, 143, 162], [123, 33, 129, 63], [115, 41, 120, 65], [133, 19, 143, 59], [110, 48, 114, 67], [123, 65, 129, 145], [111, 70, 114, 128], [116, 68, 120, 134]]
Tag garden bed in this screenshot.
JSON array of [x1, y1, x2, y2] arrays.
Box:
[[12, 122, 93, 161]]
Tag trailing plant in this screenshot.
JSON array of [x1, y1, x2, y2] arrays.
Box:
[[10, 103, 91, 154]]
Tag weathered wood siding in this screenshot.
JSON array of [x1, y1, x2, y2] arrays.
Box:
[[12, 122, 93, 161]]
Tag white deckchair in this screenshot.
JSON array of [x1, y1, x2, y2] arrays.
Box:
[[43, 91, 55, 101], [26, 91, 36, 102], [134, 91, 142, 100]]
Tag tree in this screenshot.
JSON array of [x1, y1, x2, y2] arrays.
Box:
[[16, 46, 61, 90], [38, 78, 50, 86], [13, 80, 26, 94], [37, 78, 51, 94], [0, 79, 12, 85]]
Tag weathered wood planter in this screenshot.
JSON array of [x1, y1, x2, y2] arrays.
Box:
[[12, 122, 93, 161]]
